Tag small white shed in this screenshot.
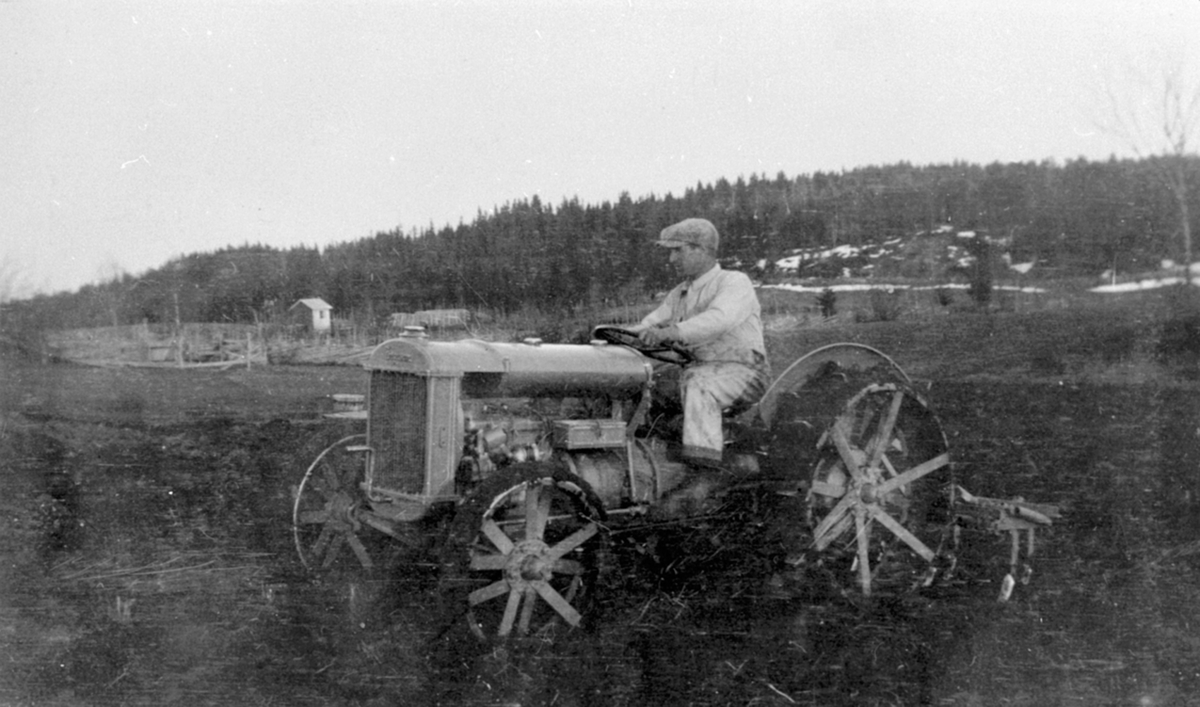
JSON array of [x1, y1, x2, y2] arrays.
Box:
[[290, 298, 333, 333]]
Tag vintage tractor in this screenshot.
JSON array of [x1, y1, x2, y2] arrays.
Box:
[[292, 326, 954, 640]]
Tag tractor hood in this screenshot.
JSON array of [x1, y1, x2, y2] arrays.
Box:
[[365, 335, 654, 399]]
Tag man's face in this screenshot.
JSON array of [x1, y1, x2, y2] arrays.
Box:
[[667, 243, 711, 279]]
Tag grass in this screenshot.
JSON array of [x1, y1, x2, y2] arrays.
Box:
[[762, 284, 1200, 385]]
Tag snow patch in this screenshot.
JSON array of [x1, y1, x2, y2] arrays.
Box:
[[762, 283, 1046, 294], [1089, 277, 1199, 293]]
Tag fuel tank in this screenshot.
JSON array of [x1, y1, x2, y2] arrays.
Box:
[[365, 335, 654, 399]]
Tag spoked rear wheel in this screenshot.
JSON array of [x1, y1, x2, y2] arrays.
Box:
[[441, 462, 608, 642], [806, 383, 953, 595]]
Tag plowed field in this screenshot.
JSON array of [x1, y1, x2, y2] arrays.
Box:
[[4, 302, 1200, 706]]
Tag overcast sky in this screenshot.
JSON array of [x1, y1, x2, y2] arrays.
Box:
[[3, 0, 1197, 296]]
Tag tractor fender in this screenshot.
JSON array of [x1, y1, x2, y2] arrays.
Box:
[[754, 343, 913, 429]]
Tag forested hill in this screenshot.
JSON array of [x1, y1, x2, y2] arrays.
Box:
[[11, 156, 1200, 330]]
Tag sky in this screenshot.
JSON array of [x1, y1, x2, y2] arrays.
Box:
[[3, 0, 1198, 297]]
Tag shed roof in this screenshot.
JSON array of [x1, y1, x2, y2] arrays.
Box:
[[290, 298, 332, 311]]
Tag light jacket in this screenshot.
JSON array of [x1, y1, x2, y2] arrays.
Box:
[[639, 264, 767, 369]]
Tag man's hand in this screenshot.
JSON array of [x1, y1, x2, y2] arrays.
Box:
[[639, 325, 680, 347]]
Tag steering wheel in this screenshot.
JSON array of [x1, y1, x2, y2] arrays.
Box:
[[591, 325, 693, 365]]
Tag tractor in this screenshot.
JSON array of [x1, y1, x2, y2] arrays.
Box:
[[292, 325, 955, 640]]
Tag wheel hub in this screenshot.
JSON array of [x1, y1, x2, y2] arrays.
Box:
[[325, 491, 360, 530], [844, 447, 887, 504], [504, 540, 552, 588]]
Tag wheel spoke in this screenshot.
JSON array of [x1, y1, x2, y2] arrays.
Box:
[[497, 586, 522, 638], [531, 579, 583, 627], [321, 533, 346, 569], [561, 576, 580, 604], [525, 484, 551, 540], [851, 400, 873, 439], [346, 531, 374, 569], [481, 518, 515, 554], [551, 558, 584, 575], [876, 452, 950, 497], [469, 553, 510, 571], [866, 391, 904, 469], [468, 579, 511, 607], [879, 454, 912, 496], [811, 492, 857, 548], [814, 511, 854, 551], [311, 525, 334, 559], [867, 504, 936, 562], [829, 420, 864, 482], [297, 509, 327, 525], [880, 453, 898, 478], [545, 522, 599, 561], [320, 463, 341, 494], [518, 586, 537, 635], [855, 506, 872, 595], [561, 575, 582, 603], [811, 479, 846, 498]]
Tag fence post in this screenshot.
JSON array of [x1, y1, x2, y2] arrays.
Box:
[[257, 321, 267, 366]]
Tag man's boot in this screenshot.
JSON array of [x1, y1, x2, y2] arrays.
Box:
[[652, 462, 735, 519]]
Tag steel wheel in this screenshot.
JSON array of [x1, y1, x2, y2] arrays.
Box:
[[806, 383, 953, 595], [293, 434, 379, 571], [442, 462, 607, 642]]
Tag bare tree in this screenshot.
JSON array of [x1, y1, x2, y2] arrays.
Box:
[[1103, 62, 1200, 285], [95, 259, 128, 328], [0, 256, 29, 303], [0, 255, 39, 357], [0, 256, 32, 328]]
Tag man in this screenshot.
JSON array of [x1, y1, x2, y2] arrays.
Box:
[[629, 218, 770, 508]]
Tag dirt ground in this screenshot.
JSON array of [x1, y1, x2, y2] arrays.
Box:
[[4, 305, 1200, 706]]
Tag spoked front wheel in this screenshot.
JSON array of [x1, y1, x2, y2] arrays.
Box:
[[806, 383, 953, 595], [441, 462, 608, 642], [293, 434, 383, 572]]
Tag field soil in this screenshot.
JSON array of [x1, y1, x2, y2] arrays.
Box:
[[4, 301, 1200, 706]]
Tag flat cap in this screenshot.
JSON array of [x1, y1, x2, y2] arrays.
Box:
[[656, 218, 719, 252]]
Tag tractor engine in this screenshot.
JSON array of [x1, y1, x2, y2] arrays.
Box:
[[361, 331, 673, 518]]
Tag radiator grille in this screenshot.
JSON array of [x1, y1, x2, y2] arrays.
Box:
[[368, 371, 426, 494]]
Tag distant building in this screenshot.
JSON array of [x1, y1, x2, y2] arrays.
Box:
[[389, 308, 472, 330], [289, 298, 333, 333]]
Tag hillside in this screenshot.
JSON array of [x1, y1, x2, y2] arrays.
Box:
[[772, 225, 979, 279], [5, 156, 1198, 348]]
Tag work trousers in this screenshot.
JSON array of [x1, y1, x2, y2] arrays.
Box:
[[679, 360, 770, 465]]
